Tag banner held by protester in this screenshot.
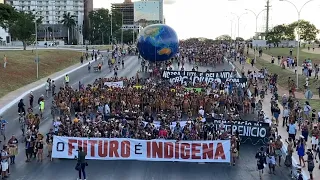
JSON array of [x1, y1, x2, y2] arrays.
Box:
[[52, 137, 231, 163]]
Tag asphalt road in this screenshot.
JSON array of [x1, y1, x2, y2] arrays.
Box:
[[1, 56, 292, 180]]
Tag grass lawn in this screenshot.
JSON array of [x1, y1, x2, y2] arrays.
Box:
[[263, 47, 320, 65], [252, 56, 320, 95], [0, 50, 81, 98], [298, 99, 320, 111]]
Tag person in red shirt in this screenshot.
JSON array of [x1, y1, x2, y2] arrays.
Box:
[[158, 127, 167, 139]]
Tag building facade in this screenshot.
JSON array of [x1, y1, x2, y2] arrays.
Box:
[[0, 0, 10, 45], [111, 0, 134, 25], [4, 0, 92, 44], [134, 0, 164, 27]]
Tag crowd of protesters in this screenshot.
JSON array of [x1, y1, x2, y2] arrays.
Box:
[[0, 40, 275, 180], [178, 39, 227, 66], [231, 43, 320, 180], [8, 40, 259, 165]]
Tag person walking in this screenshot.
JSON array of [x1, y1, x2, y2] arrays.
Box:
[[3, 55, 7, 68], [1, 145, 9, 179], [64, 74, 70, 87], [76, 147, 87, 180]]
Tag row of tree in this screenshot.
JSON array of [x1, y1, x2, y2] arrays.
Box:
[[266, 20, 319, 45], [0, 4, 136, 49], [214, 20, 319, 45], [0, 4, 42, 49], [87, 8, 137, 45], [215, 35, 244, 42]]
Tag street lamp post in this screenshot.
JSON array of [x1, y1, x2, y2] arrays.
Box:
[[231, 12, 247, 49], [33, 6, 39, 79], [245, 8, 267, 62], [230, 20, 233, 46], [231, 12, 247, 39], [121, 11, 124, 45], [279, 0, 315, 88]]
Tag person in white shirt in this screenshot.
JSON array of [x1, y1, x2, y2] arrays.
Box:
[[45, 81, 50, 97], [282, 106, 290, 127], [104, 103, 111, 120], [1, 146, 9, 178], [198, 106, 204, 117]]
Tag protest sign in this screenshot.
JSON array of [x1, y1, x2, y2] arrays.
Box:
[[52, 137, 231, 163], [185, 87, 202, 93], [206, 118, 270, 144], [162, 70, 247, 87], [104, 81, 124, 88]]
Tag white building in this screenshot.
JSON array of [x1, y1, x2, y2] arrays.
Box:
[[134, 0, 164, 25], [5, 0, 86, 44], [0, 0, 9, 45]]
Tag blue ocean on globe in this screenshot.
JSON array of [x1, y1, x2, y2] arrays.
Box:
[[137, 24, 179, 62]]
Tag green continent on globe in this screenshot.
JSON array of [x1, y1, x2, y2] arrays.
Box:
[[143, 26, 160, 38]]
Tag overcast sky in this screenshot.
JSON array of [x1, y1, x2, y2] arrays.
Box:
[[94, 0, 320, 40]]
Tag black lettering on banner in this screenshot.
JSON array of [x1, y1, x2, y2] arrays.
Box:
[[56, 142, 65, 151], [135, 143, 142, 154]]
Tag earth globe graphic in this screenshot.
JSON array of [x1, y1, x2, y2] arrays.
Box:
[[137, 24, 179, 62]]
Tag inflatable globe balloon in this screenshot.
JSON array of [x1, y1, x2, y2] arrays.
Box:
[[137, 24, 179, 62]]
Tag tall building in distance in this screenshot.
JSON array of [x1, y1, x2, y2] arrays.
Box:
[[4, 0, 92, 44], [0, 0, 9, 44], [134, 0, 164, 27], [111, 0, 134, 25]]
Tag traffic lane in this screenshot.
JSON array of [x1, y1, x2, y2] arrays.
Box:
[[7, 57, 141, 177], [9, 145, 292, 180], [2, 55, 138, 140]]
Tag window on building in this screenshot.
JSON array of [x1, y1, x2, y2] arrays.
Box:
[[46, 11, 49, 15], [64, 1, 66, 4], [47, 21, 49, 24]]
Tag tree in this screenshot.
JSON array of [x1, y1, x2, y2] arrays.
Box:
[[235, 37, 244, 41], [290, 20, 319, 42], [88, 8, 111, 44], [88, 8, 124, 44], [60, 12, 77, 44], [215, 34, 232, 41], [7, 11, 42, 50], [266, 24, 294, 46], [0, 4, 18, 29]]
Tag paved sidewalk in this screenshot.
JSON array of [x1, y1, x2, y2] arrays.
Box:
[[248, 48, 319, 100], [249, 48, 316, 78], [232, 60, 319, 180]]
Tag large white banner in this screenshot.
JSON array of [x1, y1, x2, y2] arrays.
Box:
[[104, 81, 123, 88], [52, 136, 231, 163]]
